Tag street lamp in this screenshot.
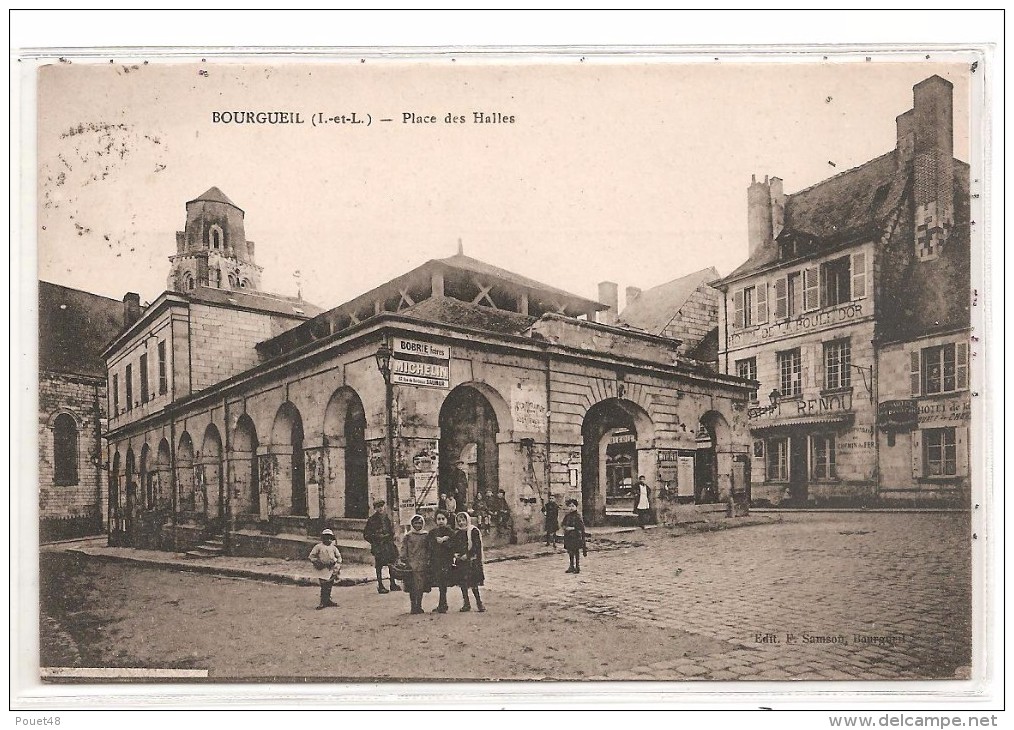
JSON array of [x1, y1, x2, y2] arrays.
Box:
[[375, 341, 397, 515], [768, 389, 781, 407]]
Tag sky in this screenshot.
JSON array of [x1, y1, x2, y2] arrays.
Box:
[[33, 55, 972, 312]]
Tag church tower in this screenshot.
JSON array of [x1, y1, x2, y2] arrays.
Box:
[[168, 187, 263, 293]]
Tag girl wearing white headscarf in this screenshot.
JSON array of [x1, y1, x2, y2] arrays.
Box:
[[450, 511, 485, 612], [399, 514, 432, 615]]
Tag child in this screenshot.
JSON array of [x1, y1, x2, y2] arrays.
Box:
[[363, 499, 401, 594], [400, 514, 432, 615], [427, 510, 456, 613], [473, 490, 491, 535], [561, 499, 587, 574], [450, 512, 485, 612], [542, 494, 560, 547], [308, 528, 342, 610]]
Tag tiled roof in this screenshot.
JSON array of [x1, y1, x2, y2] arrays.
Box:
[[722, 151, 908, 283], [39, 281, 126, 378], [618, 267, 719, 335], [400, 296, 536, 335], [185, 286, 323, 319], [435, 253, 604, 310], [189, 186, 240, 209]]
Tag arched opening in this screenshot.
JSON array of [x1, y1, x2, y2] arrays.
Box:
[[139, 443, 151, 510], [125, 447, 137, 539], [323, 387, 369, 519], [177, 432, 195, 514], [581, 399, 644, 526], [52, 413, 79, 486], [156, 438, 172, 511], [109, 450, 122, 538], [201, 425, 225, 524], [697, 411, 736, 504], [232, 415, 259, 516], [439, 385, 501, 511], [183, 273, 195, 291], [272, 402, 306, 516], [209, 224, 223, 250]]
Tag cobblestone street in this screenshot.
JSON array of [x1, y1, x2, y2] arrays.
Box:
[[39, 512, 971, 682], [494, 511, 972, 680]]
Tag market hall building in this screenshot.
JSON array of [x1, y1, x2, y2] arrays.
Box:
[[103, 188, 753, 559], [712, 76, 971, 506]]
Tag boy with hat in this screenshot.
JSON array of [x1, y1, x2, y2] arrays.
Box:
[[308, 529, 342, 610], [363, 499, 401, 594]]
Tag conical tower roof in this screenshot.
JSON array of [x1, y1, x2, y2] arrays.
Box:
[[189, 186, 241, 209]]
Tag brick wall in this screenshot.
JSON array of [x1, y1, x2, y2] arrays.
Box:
[[39, 372, 105, 534]]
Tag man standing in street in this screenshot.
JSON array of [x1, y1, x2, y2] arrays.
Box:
[[363, 499, 401, 594], [634, 475, 652, 528]]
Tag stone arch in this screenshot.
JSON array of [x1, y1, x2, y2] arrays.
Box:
[[201, 424, 225, 523], [322, 387, 370, 519], [438, 383, 507, 512], [125, 447, 137, 540], [580, 397, 656, 525], [231, 414, 260, 516], [177, 432, 196, 514], [698, 410, 745, 504], [139, 442, 152, 510], [109, 449, 123, 537], [270, 401, 306, 516]]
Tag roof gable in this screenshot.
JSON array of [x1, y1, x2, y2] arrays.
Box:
[[39, 281, 126, 377], [618, 267, 719, 335]]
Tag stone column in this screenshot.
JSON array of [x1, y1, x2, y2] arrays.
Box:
[[256, 446, 276, 520], [323, 439, 346, 520], [303, 441, 326, 520], [229, 449, 256, 516], [266, 445, 293, 515]]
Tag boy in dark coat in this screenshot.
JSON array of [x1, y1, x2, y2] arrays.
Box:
[[427, 510, 456, 613], [541, 494, 560, 547], [449, 512, 486, 612], [363, 499, 401, 594], [561, 498, 587, 574], [400, 514, 432, 615]]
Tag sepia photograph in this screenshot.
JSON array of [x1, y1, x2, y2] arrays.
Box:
[[13, 29, 997, 711]]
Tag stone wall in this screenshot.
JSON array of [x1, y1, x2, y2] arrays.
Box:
[[661, 284, 720, 351], [39, 371, 105, 539]]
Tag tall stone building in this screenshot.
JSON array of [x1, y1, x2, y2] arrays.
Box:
[[712, 76, 971, 505], [104, 189, 754, 560], [38, 281, 128, 540]]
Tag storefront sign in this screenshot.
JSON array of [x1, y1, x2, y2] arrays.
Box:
[[916, 398, 971, 424], [730, 302, 867, 348], [676, 455, 696, 498], [749, 391, 853, 420], [610, 432, 636, 445], [877, 399, 918, 431], [391, 338, 450, 389]]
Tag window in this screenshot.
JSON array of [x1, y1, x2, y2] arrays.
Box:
[[158, 340, 168, 395], [733, 287, 756, 328], [736, 357, 758, 401], [820, 256, 851, 307], [802, 267, 820, 311], [125, 364, 133, 410], [913, 343, 968, 396], [183, 273, 195, 291], [824, 339, 852, 390], [777, 348, 802, 397], [924, 428, 956, 477], [140, 353, 149, 403], [112, 373, 119, 414], [788, 272, 802, 317], [811, 434, 836, 479], [53, 413, 78, 486], [767, 438, 788, 481], [210, 225, 223, 250], [851, 252, 867, 299]]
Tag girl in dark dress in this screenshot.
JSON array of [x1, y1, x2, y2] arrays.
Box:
[[561, 498, 587, 574], [427, 510, 456, 613], [450, 511, 485, 612]]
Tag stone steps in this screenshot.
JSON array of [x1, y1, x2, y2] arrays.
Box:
[[185, 536, 225, 559]]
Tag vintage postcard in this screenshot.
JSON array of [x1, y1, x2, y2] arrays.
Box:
[[15, 46, 994, 706]]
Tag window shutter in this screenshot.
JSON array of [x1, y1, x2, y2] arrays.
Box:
[[756, 282, 769, 324], [815, 343, 826, 390], [733, 289, 744, 329], [852, 252, 867, 299], [911, 430, 923, 479], [774, 278, 788, 319], [910, 351, 921, 396], [956, 342, 969, 389], [955, 426, 968, 477], [803, 266, 820, 311]]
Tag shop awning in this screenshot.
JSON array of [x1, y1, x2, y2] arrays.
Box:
[[750, 412, 855, 434]]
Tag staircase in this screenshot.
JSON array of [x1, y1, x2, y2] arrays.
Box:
[[185, 534, 225, 559], [326, 517, 374, 564]]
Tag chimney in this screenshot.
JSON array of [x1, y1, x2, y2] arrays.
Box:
[[896, 109, 916, 166], [912, 75, 954, 258], [123, 292, 141, 327], [597, 281, 618, 325], [747, 174, 774, 257], [625, 286, 642, 305], [769, 177, 785, 240]]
